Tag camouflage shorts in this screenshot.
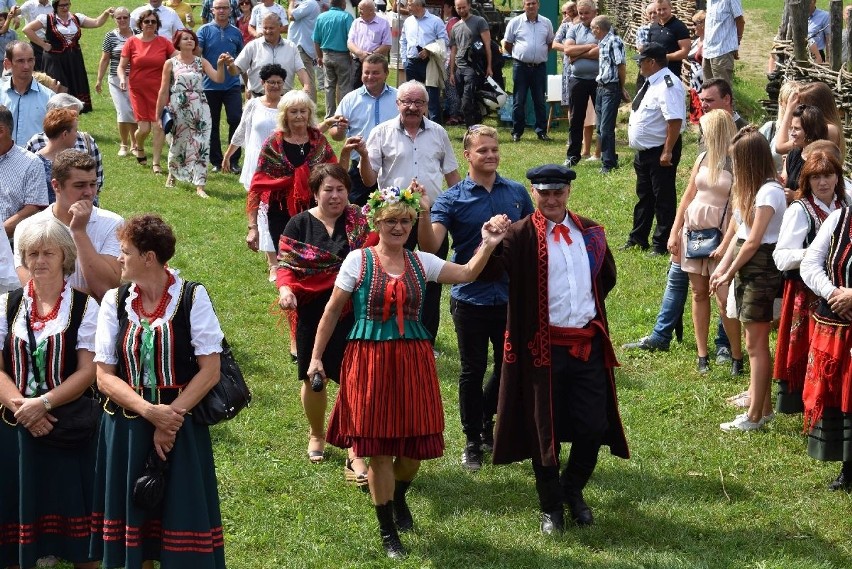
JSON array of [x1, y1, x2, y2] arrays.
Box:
[[734, 242, 782, 323]]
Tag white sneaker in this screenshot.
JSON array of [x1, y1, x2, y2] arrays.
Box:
[[720, 413, 764, 432], [585, 155, 600, 162], [760, 413, 776, 426], [117, 144, 128, 157]]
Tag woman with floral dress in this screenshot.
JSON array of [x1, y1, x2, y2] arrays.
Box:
[[156, 28, 232, 198]]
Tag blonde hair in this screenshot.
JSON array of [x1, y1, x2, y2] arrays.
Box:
[[17, 218, 77, 277], [692, 10, 705, 24], [730, 127, 776, 227], [276, 90, 317, 134], [699, 109, 736, 187], [776, 81, 799, 122], [374, 202, 417, 223]]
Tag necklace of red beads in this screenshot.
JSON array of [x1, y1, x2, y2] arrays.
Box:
[[29, 280, 66, 332], [133, 272, 176, 323]]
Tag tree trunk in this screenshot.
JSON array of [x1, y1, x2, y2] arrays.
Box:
[[829, 0, 842, 70]]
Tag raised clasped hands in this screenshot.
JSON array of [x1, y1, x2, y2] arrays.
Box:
[[481, 214, 510, 246], [341, 135, 365, 158]]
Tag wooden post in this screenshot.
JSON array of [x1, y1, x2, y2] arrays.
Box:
[[829, 0, 842, 70], [789, 0, 810, 65], [847, 6, 852, 72]]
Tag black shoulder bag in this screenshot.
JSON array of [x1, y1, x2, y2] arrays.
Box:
[[181, 281, 251, 426]]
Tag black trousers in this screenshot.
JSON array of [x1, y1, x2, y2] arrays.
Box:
[[205, 86, 243, 168], [347, 160, 376, 207], [405, 223, 448, 344], [450, 298, 506, 442], [628, 136, 682, 253], [566, 77, 597, 162], [531, 338, 608, 512], [351, 57, 363, 89], [455, 66, 483, 127]]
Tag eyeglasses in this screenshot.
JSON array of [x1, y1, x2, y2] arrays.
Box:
[[264, 80, 284, 86], [142, 19, 158, 24], [398, 99, 426, 107], [57, 2, 71, 6], [380, 218, 413, 228]]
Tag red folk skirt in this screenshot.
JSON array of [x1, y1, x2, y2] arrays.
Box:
[[773, 279, 818, 414], [326, 338, 444, 460], [803, 317, 852, 461]]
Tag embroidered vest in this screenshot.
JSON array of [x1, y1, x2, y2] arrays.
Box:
[[44, 14, 82, 53], [114, 282, 199, 403], [3, 288, 87, 393], [348, 248, 432, 341], [816, 207, 852, 324]]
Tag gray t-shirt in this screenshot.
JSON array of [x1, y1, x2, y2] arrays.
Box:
[[565, 23, 598, 80], [450, 15, 489, 70]]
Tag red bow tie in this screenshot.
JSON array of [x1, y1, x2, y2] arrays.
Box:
[[553, 224, 572, 244]]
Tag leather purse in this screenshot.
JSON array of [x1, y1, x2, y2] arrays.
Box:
[[684, 199, 729, 259], [132, 449, 170, 511]]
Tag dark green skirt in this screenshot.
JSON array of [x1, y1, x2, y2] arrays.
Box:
[[0, 414, 98, 568], [807, 407, 852, 462], [90, 409, 225, 569]]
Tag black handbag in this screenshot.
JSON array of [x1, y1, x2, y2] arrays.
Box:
[[132, 449, 170, 511], [181, 282, 251, 426], [684, 199, 729, 259], [24, 307, 101, 449]]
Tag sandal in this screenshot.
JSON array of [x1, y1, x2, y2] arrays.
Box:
[[134, 149, 147, 165], [118, 144, 128, 157], [152, 164, 163, 175], [268, 264, 278, 283], [307, 435, 325, 464], [345, 457, 369, 490], [165, 175, 175, 188], [196, 188, 209, 199]]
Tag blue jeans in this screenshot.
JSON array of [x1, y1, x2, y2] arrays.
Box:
[[595, 82, 620, 169], [205, 86, 243, 168], [650, 262, 729, 349], [511, 61, 547, 136], [405, 58, 441, 123]]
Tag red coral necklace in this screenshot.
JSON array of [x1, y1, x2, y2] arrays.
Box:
[[29, 280, 65, 332], [133, 272, 175, 322]]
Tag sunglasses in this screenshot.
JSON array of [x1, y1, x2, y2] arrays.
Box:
[[142, 19, 158, 24]]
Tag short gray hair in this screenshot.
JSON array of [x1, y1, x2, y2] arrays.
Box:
[[398, 80, 428, 103], [276, 90, 317, 133], [17, 218, 77, 277], [261, 12, 282, 26], [47, 93, 84, 112], [591, 14, 611, 32]]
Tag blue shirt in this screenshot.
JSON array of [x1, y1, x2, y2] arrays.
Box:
[[197, 21, 244, 91], [201, 0, 240, 26], [596, 30, 625, 85], [400, 11, 448, 66], [808, 8, 830, 50], [312, 7, 353, 52], [504, 13, 554, 64], [0, 77, 55, 146], [431, 174, 534, 304], [335, 83, 398, 161], [289, 0, 321, 58]]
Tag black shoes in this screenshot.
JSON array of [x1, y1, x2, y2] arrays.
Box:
[[461, 441, 483, 472], [511, 133, 521, 142], [697, 356, 710, 374], [731, 358, 745, 377], [537, 132, 552, 141], [482, 421, 495, 453], [540, 509, 565, 535], [564, 490, 594, 527], [828, 463, 852, 492], [619, 241, 648, 251], [393, 481, 414, 532], [375, 502, 407, 559], [622, 335, 668, 352]]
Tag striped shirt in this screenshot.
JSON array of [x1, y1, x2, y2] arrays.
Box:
[[26, 131, 105, 191], [101, 28, 133, 78], [596, 30, 625, 85], [0, 145, 49, 223]]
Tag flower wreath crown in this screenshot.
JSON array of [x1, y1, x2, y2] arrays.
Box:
[[361, 186, 422, 228]]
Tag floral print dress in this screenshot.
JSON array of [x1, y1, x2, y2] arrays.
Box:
[[168, 56, 211, 186]]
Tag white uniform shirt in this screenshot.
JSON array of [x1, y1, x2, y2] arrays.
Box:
[[546, 216, 596, 328], [627, 67, 685, 151], [365, 116, 458, 203], [13, 205, 123, 295]]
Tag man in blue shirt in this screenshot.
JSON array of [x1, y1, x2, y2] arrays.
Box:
[[288, 0, 320, 102], [400, 0, 448, 124], [328, 54, 397, 205], [312, 0, 353, 118], [418, 125, 534, 472], [808, 0, 830, 60], [0, 41, 53, 146], [197, 0, 243, 173]]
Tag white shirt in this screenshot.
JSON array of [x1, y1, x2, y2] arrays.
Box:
[[503, 13, 554, 64], [19, 0, 54, 40], [249, 2, 288, 30], [627, 67, 686, 151], [0, 236, 18, 294], [233, 37, 305, 92], [733, 180, 786, 243], [546, 216, 595, 328], [13, 205, 123, 294], [0, 281, 99, 394], [365, 116, 458, 202], [336, 249, 445, 291], [130, 4, 185, 39], [94, 271, 224, 367], [773, 197, 841, 271], [703, 0, 743, 59], [801, 208, 845, 300]]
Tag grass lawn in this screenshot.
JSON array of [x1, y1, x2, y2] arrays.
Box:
[[32, 1, 852, 567]]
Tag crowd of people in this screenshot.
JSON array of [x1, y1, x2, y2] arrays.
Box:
[[1, 0, 852, 564]]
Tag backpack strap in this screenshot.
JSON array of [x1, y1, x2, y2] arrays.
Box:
[[5, 288, 24, 329]]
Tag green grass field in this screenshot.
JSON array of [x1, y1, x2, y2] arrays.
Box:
[[21, 0, 852, 567]]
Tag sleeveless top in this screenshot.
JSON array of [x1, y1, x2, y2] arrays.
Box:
[[816, 207, 852, 323], [348, 248, 432, 342], [114, 282, 199, 403], [3, 288, 88, 394]]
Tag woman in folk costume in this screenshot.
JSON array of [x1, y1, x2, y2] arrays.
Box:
[[309, 183, 509, 558], [772, 151, 849, 415], [481, 164, 628, 535], [277, 163, 377, 482]]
